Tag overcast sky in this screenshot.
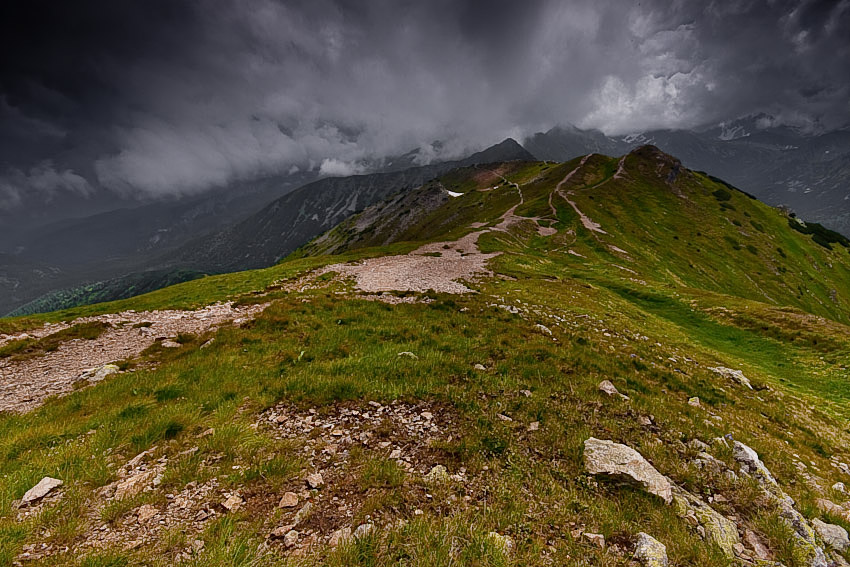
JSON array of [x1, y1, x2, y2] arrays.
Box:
[[1, 0, 848, 209]]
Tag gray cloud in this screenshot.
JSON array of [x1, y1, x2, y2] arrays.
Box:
[[1, 0, 848, 206]]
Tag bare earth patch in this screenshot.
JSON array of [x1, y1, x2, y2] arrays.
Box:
[[0, 302, 267, 414], [318, 231, 499, 294]]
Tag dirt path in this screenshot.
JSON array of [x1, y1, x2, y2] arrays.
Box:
[[553, 155, 608, 234], [0, 302, 267, 414], [319, 169, 569, 295]]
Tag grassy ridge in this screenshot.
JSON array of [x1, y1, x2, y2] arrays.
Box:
[[2, 148, 850, 565]]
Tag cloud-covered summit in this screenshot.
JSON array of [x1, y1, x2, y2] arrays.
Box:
[[1, 0, 848, 206]]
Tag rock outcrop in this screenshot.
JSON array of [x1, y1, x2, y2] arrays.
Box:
[[733, 441, 829, 567]]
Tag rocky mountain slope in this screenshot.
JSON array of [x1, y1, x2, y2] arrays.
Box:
[[2, 147, 850, 566], [165, 139, 534, 273], [524, 117, 850, 236], [4, 139, 533, 317]]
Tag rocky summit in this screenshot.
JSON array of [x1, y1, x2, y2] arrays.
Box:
[[3, 147, 850, 566]]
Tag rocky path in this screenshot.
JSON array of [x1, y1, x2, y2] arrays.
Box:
[[0, 302, 267, 414]]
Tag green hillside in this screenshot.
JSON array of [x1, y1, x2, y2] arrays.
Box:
[[2, 147, 850, 567]]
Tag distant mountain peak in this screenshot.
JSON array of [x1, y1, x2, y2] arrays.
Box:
[[462, 138, 536, 164]]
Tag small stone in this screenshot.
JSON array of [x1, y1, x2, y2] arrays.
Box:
[[528, 421, 540, 432], [688, 397, 701, 407], [306, 473, 324, 489], [390, 449, 402, 459], [496, 413, 513, 422], [161, 339, 181, 348], [283, 530, 299, 548], [353, 523, 374, 539], [743, 529, 770, 560], [421, 411, 433, 421], [293, 502, 313, 525], [222, 494, 243, 511], [535, 324, 553, 335], [397, 351, 418, 359], [520, 389, 532, 397], [278, 492, 299, 508], [329, 527, 352, 546], [487, 531, 514, 555], [137, 504, 158, 522], [270, 524, 295, 538], [634, 532, 668, 567], [20, 477, 63, 506], [91, 364, 120, 382], [473, 364, 486, 371], [834, 482, 847, 494], [687, 439, 710, 452], [638, 415, 653, 426], [583, 532, 605, 548], [200, 338, 215, 349]]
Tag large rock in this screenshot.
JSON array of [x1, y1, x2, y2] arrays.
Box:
[[583, 438, 672, 504], [20, 477, 63, 506], [812, 518, 849, 551], [634, 532, 668, 567]]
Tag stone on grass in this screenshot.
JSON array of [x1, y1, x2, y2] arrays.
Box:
[[833, 482, 847, 494], [634, 532, 668, 567], [583, 532, 605, 548], [688, 397, 701, 407], [278, 492, 299, 508], [733, 441, 777, 485], [812, 519, 850, 551], [583, 438, 672, 504], [598, 380, 629, 400], [473, 363, 486, 371], [92, 364, 120, 382], [709, 367, 753, 389], [20, 477, 63, 506]]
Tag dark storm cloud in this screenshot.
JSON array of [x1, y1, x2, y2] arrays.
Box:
[[0, 0, 848, 206]]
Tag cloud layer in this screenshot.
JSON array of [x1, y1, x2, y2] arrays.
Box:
[[1, 0, 848, 206]]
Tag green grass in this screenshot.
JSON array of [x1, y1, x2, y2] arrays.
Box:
[[2, 150, 850, 565]]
